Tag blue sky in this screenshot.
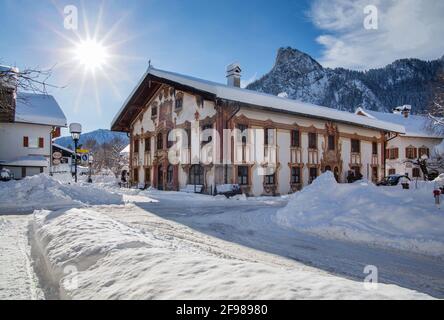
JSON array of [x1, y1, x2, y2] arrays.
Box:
[[1, 0, 443, 134]]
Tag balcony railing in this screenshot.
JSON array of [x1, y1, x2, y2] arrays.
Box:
[[350, 152, 362, 165], [371, 154, 378, 166], [263, 145, 277, 165], [144, 152, 152, 167], [290, 147, 303, 164], [307, 149, 319, 165]]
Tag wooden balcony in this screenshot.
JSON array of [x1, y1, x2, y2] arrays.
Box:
[[350, 152, 362, 165], [307, 149, 319, 165], [371, 154, 379, 166], [263, 145, 278, 166], [290, 147, 303, 164], [144, 152, 152, 167]]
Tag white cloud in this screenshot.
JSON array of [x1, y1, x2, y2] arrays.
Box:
[[309, 0, 444, 70]]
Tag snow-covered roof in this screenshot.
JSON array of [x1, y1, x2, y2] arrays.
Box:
[[0, 155, 48, 167], [112, 67, 405, 134], [15, 93, 67, 127], [355, 107, 444, 138], [120, 144, 130, 155], [52, 143, 74, 154]]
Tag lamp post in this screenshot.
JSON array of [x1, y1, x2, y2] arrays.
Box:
[[88, 154, 94, 183], [69, 123, 82, 183]]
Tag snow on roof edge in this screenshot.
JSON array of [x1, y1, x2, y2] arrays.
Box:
[[112, 67, 405, 134]]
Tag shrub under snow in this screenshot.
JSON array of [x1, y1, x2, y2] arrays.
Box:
[[275, 172, 444, 257]]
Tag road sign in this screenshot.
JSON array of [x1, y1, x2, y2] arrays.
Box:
[[53, 151, 62, 159], [76, 149, 89, 154], [53, 159, 61, 166], [81, 154, 89, 162]]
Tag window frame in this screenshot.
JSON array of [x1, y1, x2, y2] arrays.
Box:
[[308, 132, 317, 149], [237, 166, 249, 186], [351, 139, 361, 153]]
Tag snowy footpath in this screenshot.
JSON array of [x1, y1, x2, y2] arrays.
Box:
[[1, 174, 443, 299], [0, 215, 43, 299]]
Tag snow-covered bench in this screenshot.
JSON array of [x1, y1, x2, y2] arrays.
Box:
[[180, 184, 204, 193]]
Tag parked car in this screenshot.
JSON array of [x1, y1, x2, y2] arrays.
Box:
[[215, 184, 242, 198], [377, 174, 411, 186], [0, 168, 13, 181]]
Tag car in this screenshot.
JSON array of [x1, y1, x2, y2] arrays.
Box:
[[0, 168, 13, 181], [377, 174, 411, 186]]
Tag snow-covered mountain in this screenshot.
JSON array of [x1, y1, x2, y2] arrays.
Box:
[[54, 129, 129, 150], [247, 47, 444, 114]]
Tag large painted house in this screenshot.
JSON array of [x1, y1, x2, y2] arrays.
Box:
[[356, 105, 444, 179], [111, 65, 404, 196]]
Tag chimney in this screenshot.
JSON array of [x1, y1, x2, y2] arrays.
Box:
[[393, 105, 411, 118], [226, 63, 241, 87]]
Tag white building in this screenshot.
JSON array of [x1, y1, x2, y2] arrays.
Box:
[[356, 106, 444, 179], [0, 92, 67, 179], [111, 65, 404, 196]]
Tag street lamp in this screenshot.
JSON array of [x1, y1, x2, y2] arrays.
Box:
[[69, 123, 82, 183], [87, 154, 94, 183]]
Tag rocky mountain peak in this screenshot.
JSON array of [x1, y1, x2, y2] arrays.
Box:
[[273, 47, 323, 74]]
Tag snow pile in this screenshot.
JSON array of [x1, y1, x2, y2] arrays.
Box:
[[31, 208, 431, 299], [0, 175, 123, 213], [276, 172, 444, 257]]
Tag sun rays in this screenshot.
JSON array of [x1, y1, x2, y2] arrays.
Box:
[[47, 1, 143, 115]]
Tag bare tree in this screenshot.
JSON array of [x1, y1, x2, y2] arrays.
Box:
[[91, 137, 127, 177], [0, 63, 58, 115]]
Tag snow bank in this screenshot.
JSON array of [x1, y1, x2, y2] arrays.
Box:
[[0, 175, 123, 214], [31, 208, 431, 299], [276, 172, 444, 257]]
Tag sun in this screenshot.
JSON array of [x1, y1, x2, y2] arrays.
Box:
[[74, 39, 109, 71]]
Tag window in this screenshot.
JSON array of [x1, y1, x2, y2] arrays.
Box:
[[201, 124, 213, 145], [38, 137, 44, 148], [167, 130, 175, 149], [308, 132, 317, 149], [265, 173, 276, 185], [291, 130, 300, 148], [372, 142, 378, 155], [388, 148, 399, 160], [151, 105, 158, 117], [309, 167, 318, 183], [388, 168, 396, 175], [145, 168, 151, 185], [237, 124, 248, 144], [419, 147, 430, 158], [291, 167, 301, 184], [185, 129, 191, 148], [189, 164, 204, 185], [157, 133, 163, 150], [264, 128, 274, 145], [405, 147, 417, 159], [24, 137, 42, 148], [23, 136, 29, 147], [351, 139, 360, 153], [237, 166, 249, 185], [144, 138, 151, 152], [412, 168, 421, 178], [175, 93, 183, 110], [134, 139, 139, 153], [167, 165, 174, 184], [328, 135, 335, 151]]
